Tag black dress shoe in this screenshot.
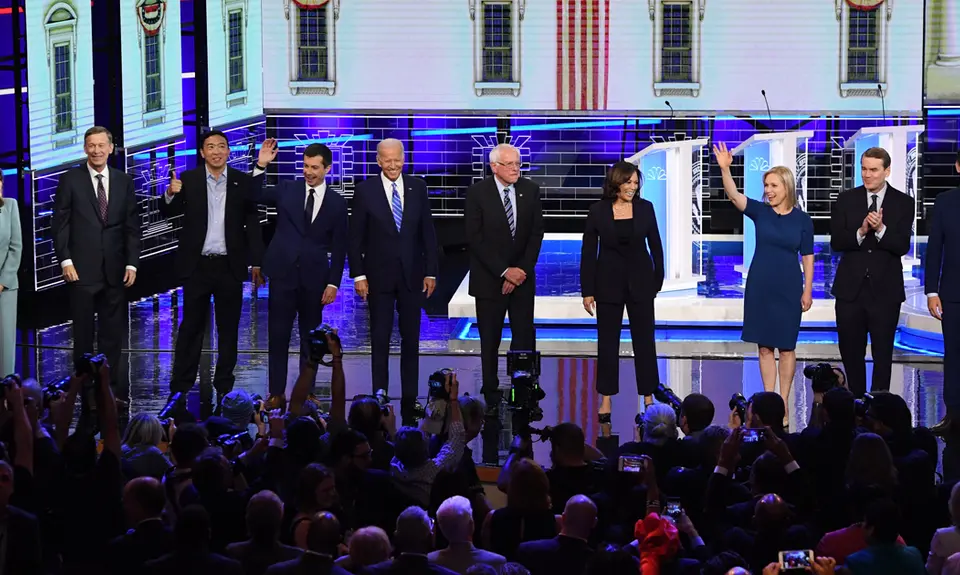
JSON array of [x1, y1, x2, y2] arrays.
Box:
[[931, 415, 954, 437]]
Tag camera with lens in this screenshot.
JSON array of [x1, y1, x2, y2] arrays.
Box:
[[855, 392, 873, 419], [803, 363, 842, 394], [428, 369, 454, 402], [40, 377, 71, 407], [729, 392, 748, 425], [307, 324, 340, 365], [374, 389, 392, 418], [507, 351, 545, 437], [156, 392, 186, 439], [653, 383, 682, 420], [215, 431, 253, 454]]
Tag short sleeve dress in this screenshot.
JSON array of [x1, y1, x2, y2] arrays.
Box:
[[741, 198, 815, 350]]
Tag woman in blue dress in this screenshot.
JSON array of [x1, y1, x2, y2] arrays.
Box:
[[713, 142, 814, 425]]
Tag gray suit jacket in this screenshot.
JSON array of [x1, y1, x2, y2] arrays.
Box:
[[428, 543, 506, 574], [0, 198, 22, 290]]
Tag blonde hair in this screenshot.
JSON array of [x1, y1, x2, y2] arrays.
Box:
[[762, 166, 797, 210]]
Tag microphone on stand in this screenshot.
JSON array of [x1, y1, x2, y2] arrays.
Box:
[[877, 83, 886, 123], [665, 100, 675, 120], [761, 90, 773, 127]]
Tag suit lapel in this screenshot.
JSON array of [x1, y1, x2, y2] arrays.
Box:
[[105, 168, 126, 225], [194, 168, 209, 237], [290, 181, 308, 236]]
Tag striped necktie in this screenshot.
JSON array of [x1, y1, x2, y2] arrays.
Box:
[[503, 186, 516, 238], [391, 182, 403, 231]]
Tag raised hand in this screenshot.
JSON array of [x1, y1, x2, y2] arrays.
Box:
[[167, 170, 182, 196], [713, 142, 734, 170], [258, 138, 279, 167]]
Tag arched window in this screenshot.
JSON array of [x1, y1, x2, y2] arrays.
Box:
[[44, 3, 78, 136], [286, 0, 339, 95], [837, 0, 891, 97]]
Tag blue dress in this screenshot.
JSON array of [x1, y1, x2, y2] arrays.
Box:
[[741, 198, 814, 350]]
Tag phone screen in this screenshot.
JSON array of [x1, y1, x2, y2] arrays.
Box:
[[742, 428, 766, 444], [618, 455, 645, 473], [664, 499, 682, 519], [779, 550, 813, 570]]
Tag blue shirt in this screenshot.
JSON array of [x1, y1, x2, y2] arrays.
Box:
[[201, 167, 228, 256]]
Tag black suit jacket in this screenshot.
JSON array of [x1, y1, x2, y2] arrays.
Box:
[[52, 165, 141, 286], [266, 553, 352, 575], [465, 176, 545, 298], [515, 535, 594, 575], [349, 173, 438, 292], [2, 505, 43, 575], [580, 198, 664, 302], [925, 188, 960, 302], [159, 166, 264, 281], [225, 539, 303, 575], [830, 184, 913, 303], [362, 554, 458, 575], [144, 549, 245, 575], [106, 519, 175, 575]]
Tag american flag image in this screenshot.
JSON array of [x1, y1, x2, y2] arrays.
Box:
[[556, 358, 598, 442], [556, 0, 610, 111]]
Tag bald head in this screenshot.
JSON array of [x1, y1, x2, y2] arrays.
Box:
[[561, 495, 598, 539], [754, 493, 789, 531], [726, 569, 751, 575], [306, 511, 341, 555], [123, 476, 166, 523]]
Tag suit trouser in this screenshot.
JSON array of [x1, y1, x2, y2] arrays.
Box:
[[475, 280, 536, 396], [0, 288, 16, 376], [70, 278, 125, 387], [268, 270, 325, 397], [835, 280, 901, 397], [170, 256, 243, 395], [596, 297, 659, 397], [368, 277, 422, 402], [943, 300, 960, 412]]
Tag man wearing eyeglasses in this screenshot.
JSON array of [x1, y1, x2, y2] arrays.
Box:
[[464, 143, 545, 408]]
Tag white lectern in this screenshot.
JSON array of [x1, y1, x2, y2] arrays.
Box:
[[625, 138, 708, 294], [844, 125, 925, 283], [730, 130, 815, 280]]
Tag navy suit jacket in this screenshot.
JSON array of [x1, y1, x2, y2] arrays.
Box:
[[349, 173, 438, 292], [515, 535, 593, 575], [925, 188, 960, 302], [251, 180, 348, 289]]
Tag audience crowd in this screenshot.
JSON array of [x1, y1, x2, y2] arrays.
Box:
[[0, 332, 957, 575]]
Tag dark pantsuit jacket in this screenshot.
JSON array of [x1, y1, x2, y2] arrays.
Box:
[[925, 188, 960, 410]]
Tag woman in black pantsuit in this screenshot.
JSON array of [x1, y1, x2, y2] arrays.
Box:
[[580, 161, 664, 421]]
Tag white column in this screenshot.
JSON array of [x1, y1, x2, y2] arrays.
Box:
[[936, 0, 960, 67]]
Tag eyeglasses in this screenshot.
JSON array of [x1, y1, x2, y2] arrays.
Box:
[[495, 161, 521, 169]]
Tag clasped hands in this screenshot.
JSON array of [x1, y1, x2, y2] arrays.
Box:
[[502, 267, 526, 295], [859, 208, 885, 236]]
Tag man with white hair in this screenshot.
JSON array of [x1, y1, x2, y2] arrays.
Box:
[[365, 506, 459, 575], [429, 496, 505, 574], [350, 138, 438, 424], [464, 143, 544, 405]]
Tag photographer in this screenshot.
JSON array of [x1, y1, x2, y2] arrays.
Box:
[[346, 396, 396, 471], [545, 422, 606, 516], [390, 371, 464, 508]]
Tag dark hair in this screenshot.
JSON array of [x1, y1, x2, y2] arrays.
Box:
[[348, 397, 383, 440], [305, 143, 333, 168], [868, 391, 912, 435], [328, 428, 369, 466], [750, 451, 788, 495], [601, 161, 641, 200], [125, 477, 167, 517], [864, 498, 901, 544], [295, 463, 335, 513], [394, 426, 428, 468], [748, 391, 786, 431], [680, 393, 715, 433], [83, 125, 113, 145], [862, 147, 892, 169], [169, 423, 209, 467], [306, 511, 341, 554], [823, 387, 856, 426], [175, 505, 212, 550], [192, 448, 228, 495], [199, 130, 229, 148], [550, 422, 586, 461], [466, 565, 499, 575], [500, 564, 532, 575], [701, 551, 749, 575]]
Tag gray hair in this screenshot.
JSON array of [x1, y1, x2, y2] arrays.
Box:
[[642, 403, 678, 446], [459, 395, 486, 431], [394, 506, 433, 553], [489, 143, 519, 164], [377, 138, 405, 155], [436, 496, 473, 543]]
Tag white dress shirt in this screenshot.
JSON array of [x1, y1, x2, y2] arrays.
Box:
[[856, 183, 888, 246], [61, 163, 137, 272], [353, 173, 434, 284], [304, 181, 325, 224]]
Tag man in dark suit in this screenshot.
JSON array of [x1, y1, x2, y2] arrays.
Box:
[[364, 506, 459, 575], [927, 151, 960, 435], [265, 512, 350, 575], [106, 477, 174, 575], [144, 505, 244, 575], [515, 495, 597, 575], [225, 491, 302, 575], [52, 126, 141, 387], [252, 140, 348, 401], [830, 147, 914, 397], [465, 144, 544, 404], [160, 130, 265, 399], [350, 138, 438, 418]]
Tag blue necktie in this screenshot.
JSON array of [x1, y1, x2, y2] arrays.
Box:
[[391, 182, 402, 231], [503, 186, 516, 238]]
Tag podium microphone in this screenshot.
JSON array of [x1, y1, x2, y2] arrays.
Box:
[[665, 100, 674, 120], [761, 90, 773, 125], [877, 83, 886, 123]]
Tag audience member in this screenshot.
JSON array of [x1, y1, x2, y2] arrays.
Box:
[[107, 477, 174, 575], [928, 483, 960, 575], [515, 494, 597, 575], [144, 505, 244, 574], [335, 526, 392, 572], [365, 506, 459, 575], [121, 413, 172, 480], [845, 498, 926, 575], [225, 490, 302, 575], [483, 459, 558, 560], [265, 511, 350, 575], [429, 496, 505, 574]]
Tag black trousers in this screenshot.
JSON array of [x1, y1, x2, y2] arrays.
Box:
[[170, 256, 243, 395], [835, 281, 901, 397], [943, 300, 960, 412], [368, 278, 422, 401], [596, 298, 658, 396], [475, 281, 536, 396], [267, 270, 325, 397], [69, 279, 125, 387]]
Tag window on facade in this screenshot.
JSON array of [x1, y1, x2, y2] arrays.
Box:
[[53, 42, 72, 133], [661, 2, 692, 82], [482, 1, 512, 82], [298, 8, 328, 81], [144, 33, 162, 112], [228, 9, 245, 93], [848, 9, 879, 82]]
